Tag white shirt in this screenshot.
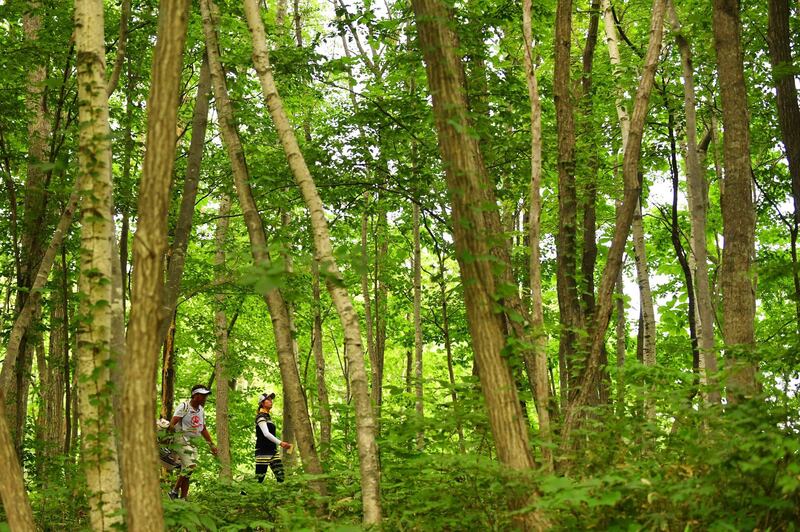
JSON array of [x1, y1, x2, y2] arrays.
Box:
[[173, 401, 205, 439]]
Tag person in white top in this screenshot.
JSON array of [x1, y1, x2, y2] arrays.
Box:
[[168, 384, 218, 499]]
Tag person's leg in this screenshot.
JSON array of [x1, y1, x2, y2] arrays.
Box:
[[176, 441, 198, 498], [180, 469, 194, 498], [255, 455, 269, 483], [269, 457, 285, 483]]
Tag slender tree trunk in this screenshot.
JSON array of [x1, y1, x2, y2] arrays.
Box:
[[311, 259, 332, 460], [666, 0, 720, 403], [1, 190, 79, 393], [579, 1, 600, 321], [601, 0, 657, 372], [410, 0, 546, 527], [767, 0, 800, 327], [522, 0, 553, 472], [159, 312, 177, 420], [201, 0, 327, 498], [360, 194, 377, 404], [38, 257, 68, 483], [712, 0, 758, 401], [615, 266, 626, 414], [413, 202, 424, 450], [664, 101, 700, 377], [156, 55, 212, 345], [121, 1, 190, 529], [6, 0, 52, 454], [436, 249, 464, 450], [243, 0, 378, 520], [0, 390, 35, 531], [562, 0, 667, 448], [554, 0, 584, 402], [75, 0, 124, 527], [105, 0, 131, 97], [214, 194, 233, 482], [631, 203, 656, 368]]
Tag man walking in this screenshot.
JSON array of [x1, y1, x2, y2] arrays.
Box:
[[169, 384, 218, 499]]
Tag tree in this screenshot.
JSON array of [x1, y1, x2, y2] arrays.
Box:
[[712, 0, 758, 401], [121, 0, 190, 528], [243, 0, 380, 521]]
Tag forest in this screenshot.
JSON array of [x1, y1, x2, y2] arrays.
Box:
[[0, 0, 798, 529]]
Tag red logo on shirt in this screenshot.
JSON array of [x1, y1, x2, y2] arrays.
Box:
[[191, 415, 200, 427]]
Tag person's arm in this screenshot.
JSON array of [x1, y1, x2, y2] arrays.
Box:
[[168, 416, 182, 432], [257, 419, 290, 449], [201, 426, 218, 455]]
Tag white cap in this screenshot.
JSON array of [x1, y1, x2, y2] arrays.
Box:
[[258, 391, 276, 404], [191, 385, 212, 395]]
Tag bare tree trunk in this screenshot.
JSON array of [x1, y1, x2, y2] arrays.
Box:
[[435, 248, 464, 450], [600, 0, 657, 372], [37, 257, 68, 484], [311, 259, 332, 460], [243, 0, 378, 520], [410, 0, 546, 527], [632, 203, 656, 369], [6, 0, 52, 454], [767, 0, 800, 327], [666, 0, 720, 403], [554, 0, 584, 402], [156, 55, 212, 345], [105, 0, 131, 97], [214, 195, 233, 482], [561, 0, 667, 448], [712, 0, 758, 401], [75, 0, 124, 527], [360, 194, 377, 404], [121, 1, 190, 529], [1, 190, 79, 393], [522, 0, 553, 473], [615, 266, 626, 414], [159, 312, 177, 420], [201, 0, 326, 498], [413, 202, 424, 450], [0, 390, 35, 531]]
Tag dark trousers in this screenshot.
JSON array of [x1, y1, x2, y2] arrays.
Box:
[[255, 454, 284, 483]]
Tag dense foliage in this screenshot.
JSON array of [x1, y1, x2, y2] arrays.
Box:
[[0, 0, 799, 528]]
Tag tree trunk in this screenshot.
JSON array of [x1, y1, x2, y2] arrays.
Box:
[[0, 390, 35, 531], [554, 0, 584, 402], [631, 203, 656, 368], [767, 0, 800, 327], [6, 0, 52, 455], [410, 0, 546, 527], [159, 312, 177, 420], [121, 1, 190, 529], [360, 194, 378, 404], [156, 54, 212, 345], [712, 0, 758, 401], [201, 0, 327, 498], [600, 0, 657, 372], [615, 266, 626, 414], [666, 0, 720, 403], [562, 0, 667, 448], [664, 101, 700, 380], [243, 0, 379, 521], [522, 0, 553, 473], [37, 256, 68, 484], [413, 202, 424, 450], [214, 194, 233, 482], [436, 248, 464, 450], [75, 0, 124, 527], [311, 259, 332, 461]]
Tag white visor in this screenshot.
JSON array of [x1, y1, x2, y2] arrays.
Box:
[[192, 387, 211, 395]]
